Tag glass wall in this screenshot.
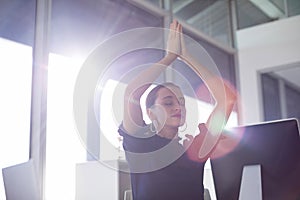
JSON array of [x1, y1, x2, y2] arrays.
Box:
[[145, 0, 234, 48], [261, 64, 300, 121], [287, 0, 300, 17], [261, 73, 282, 120], [173, 0, 233, 47], [236, 0, 300, 29], [46, 0, 164, 199], [0, 38, 33, 200], [0, 1, 35, 199], [145, 0, 300, 47], [45, 53, 86, 200]]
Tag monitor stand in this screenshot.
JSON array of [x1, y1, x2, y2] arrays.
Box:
[[239, 165, 262, 200]]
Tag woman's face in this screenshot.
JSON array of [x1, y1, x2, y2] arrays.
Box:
[[151, 86, 186, 129]]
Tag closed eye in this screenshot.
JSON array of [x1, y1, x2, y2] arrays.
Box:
[[164, 100, 174, 106], [161, 96, 185, 107]]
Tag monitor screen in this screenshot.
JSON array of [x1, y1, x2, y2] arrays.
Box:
[[210, 118, 300, 200]]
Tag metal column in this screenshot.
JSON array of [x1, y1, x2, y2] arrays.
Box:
[[29, 0, 51, 199]]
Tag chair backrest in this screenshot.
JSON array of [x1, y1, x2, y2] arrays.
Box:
[[2, 159, 40, 200]]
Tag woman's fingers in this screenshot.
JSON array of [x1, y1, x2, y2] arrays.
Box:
[[167, 20, 181, 56], [170, 20, 175, 30], [166, 19, 185, 59], [169, 20, 187, 59], [185, 134, 194, 141], [170, 19, 177, 31], [183, 134, 194, 148], [176, 22, 181, 33], [198, 123, 207, 133]]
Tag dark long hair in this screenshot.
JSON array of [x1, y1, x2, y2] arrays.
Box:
[[145, 82, 181, 109]]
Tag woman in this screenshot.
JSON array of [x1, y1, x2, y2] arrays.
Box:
[[118, 20, 237, 200]]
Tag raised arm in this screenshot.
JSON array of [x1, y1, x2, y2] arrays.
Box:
[[178, 24, 237, 159], [180, 51, 237, 128], [123, 21, 181, 134]]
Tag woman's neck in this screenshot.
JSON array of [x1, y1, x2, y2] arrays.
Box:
[[157, 126, 178, 139]]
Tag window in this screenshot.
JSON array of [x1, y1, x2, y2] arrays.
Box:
[[261, 65, 300, 121], [46, 0, 164, 198], [45, 54, 86, 199], [0, 38, 32, 200]]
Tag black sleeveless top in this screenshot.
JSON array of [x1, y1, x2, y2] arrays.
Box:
[[118, 124, 206, 200]]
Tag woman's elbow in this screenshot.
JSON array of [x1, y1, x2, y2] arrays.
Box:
[[228, 92, 237, 106], [225, 86, 237, 106]]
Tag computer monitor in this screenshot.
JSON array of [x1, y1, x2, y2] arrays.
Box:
[[210, 118, 300, 200]]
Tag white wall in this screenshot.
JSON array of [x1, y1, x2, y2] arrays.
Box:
[[237, 15, 300, 124]]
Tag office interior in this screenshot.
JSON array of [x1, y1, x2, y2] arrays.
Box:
[[0, 0, 300, 199]]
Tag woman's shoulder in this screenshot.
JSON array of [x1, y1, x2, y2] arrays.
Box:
[[118, 122, 156, 139]]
